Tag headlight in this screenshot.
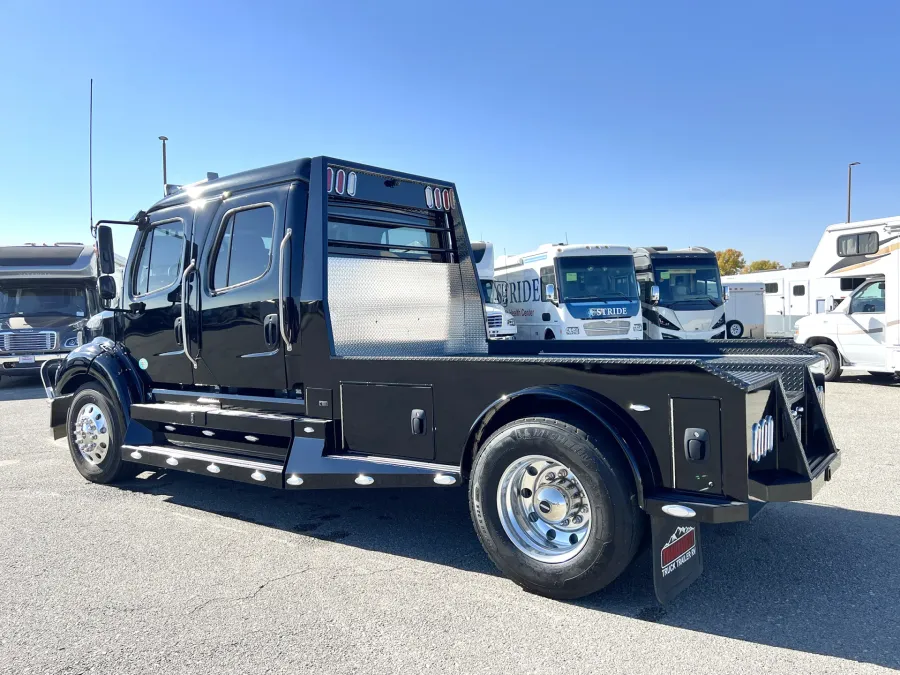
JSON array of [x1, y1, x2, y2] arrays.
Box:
[[658, 314, 680, 330], [712, 313, 726, 329], [64, 337, 79, 348]]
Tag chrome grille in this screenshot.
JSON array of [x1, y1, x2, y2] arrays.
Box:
[[2, 332, 56, 352], [487, 313, 503, 328], [583, 320, 630, 337]]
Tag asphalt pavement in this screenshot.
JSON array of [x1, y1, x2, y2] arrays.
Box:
[[1, 373, 898, 674]]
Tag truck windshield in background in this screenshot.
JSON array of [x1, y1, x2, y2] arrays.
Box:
[[654, 262, 723, 309], [557, 255, 639, 303], [0, 285, 89, 318]]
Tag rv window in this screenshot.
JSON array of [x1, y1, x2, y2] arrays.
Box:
[[837, 232, 879, 257], [764, 283, 779, 294], [540, 266, 556, 301], [792, 285, 805, 296], [839, 277, 866, 292], [211, 205, 275, 291], [133, 220, 185, 296]]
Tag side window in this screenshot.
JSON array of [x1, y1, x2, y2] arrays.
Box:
[[792, 285, 805, 296], [764, 283, 779, 294], [540, 266, 556, 301], [211, 205, 275, 291], [837, 232, 879, 257], [850, 281, 885, 314], [132, 220, 185, 296]]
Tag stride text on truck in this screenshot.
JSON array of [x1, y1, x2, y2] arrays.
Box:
[[46, 158, 841, 603]]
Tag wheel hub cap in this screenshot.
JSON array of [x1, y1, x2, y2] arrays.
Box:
[[73, 403, 110, 465], [497, 455, 593, 563]]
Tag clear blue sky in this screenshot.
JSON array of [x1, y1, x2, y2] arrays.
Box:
[[1, 1, 898, 266]]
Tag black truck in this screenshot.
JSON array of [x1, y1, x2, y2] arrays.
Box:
[[45, 158, 840, 603]]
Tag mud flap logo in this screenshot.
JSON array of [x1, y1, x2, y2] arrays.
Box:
[[660, 526, 696, 577]]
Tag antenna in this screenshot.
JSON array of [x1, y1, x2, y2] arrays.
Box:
[[89, 79, 94, 236], [159, 135, 169, 196]]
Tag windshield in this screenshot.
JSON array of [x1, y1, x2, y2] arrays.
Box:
[[0, 286, 89, 317], [480, 280, 501, 305], [654, 262, 723, 308], [557, 255, 638, 303]]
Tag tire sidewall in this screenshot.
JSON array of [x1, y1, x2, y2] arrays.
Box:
[[67, 385, 126, 483], [470, 420, 634, 598]]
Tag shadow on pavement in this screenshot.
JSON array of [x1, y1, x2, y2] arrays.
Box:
[[117, 470, 899, 669], [0, 376, 46, 401]]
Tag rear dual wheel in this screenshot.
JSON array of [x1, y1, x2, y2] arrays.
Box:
[[469, 415, 644, 600]]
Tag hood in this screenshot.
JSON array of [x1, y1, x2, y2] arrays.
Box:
[[2, 315, 87, 331]]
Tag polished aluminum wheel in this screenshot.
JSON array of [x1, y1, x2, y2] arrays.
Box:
[[497, 455, 592, 563], [73, 403, 110, 465]]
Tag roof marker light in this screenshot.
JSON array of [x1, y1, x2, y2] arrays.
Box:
[[326, 167, 334, 193], [335, 169, 346, 195], [425, 186, 435, 209], [346, 171, 357, 197]]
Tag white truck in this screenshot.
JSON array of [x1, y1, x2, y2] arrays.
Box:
[[495, 243, 643, 340], [794, 218, 900, 381], [471, 241, 516, 339], [722, 281, 765, 339], [633, 247, 726, 340], [723, 215, 900, 338]]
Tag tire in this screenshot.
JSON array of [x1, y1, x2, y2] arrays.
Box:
[[469, 415, 645, 600], [726, 320, 744, 339], [66, 383, 136, 484], [810, 344, 842, 382]]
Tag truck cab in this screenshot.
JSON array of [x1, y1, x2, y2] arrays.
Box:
[[0, 244, 99, 381], [634, 247, 726, 340], [46, 157, 841, 604]]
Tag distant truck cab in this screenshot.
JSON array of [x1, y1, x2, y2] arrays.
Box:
[[45, 157, 840, 604], [471, 241, 516, 340], [0, 243, 99, 382], [495, 244, 643, 340], [634, 247, 726, 340]]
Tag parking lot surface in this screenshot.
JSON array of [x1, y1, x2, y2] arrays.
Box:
[[1, 374, 898, 675]]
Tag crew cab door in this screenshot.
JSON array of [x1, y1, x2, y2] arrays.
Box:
[[838, 279, 887, 367], [122, 206, 195, 387], [193, 186, 290, 391]]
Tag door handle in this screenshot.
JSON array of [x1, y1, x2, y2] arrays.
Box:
[[264, 314, 279, 348], [174, 317, 183, 345]]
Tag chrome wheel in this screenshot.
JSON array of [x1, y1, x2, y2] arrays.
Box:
[[73, 403, 110, 465], [497, 455, 592, 563]]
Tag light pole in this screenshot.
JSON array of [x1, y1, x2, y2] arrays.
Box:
[[847, 161, 860, 223], [159, 136, 169, 196]]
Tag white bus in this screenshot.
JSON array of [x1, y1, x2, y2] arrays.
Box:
[[794, 218, 900, 380], [633, 247, 726, 340], [471, 241, 516, 340], [495, 244, 643, 340]]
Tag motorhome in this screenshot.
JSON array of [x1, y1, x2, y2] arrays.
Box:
[[0, 243, 99, 381], [793, 218, 900, 380], [722, 281, 765, 339], [723, 215, 900, 337], [471, 241, 516, 339], [494, 244, 643, 340], [633, 247, 726, 340]]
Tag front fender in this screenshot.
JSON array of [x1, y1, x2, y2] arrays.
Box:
[[465, 384, 662, 506]]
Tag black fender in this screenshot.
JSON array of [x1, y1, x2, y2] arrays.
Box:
[[52, 337, 146, 436], [464, 384, 662, 506]]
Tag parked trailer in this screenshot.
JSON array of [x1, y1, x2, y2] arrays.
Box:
[[45, 157, 840, 603], [722, 281, 765, 339]]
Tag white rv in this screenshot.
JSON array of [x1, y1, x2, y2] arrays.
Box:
[[495, 244, 643, 340], [723, 215, 900, 337], [471, 241, 516, 340], [722, 281, 765, 339], [633, 247, 726, 340], [793, 218, 900, 380]]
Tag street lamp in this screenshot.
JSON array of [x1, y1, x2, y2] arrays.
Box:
[[159, 136, 169, 196], [847, 162, 860, 223]]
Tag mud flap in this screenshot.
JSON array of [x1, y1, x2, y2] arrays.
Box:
[[651, 514, 704, 604]]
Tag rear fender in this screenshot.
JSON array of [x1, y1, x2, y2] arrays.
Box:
[[465, 384, 661, 506]]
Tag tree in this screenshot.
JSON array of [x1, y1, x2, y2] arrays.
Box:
[[715, 249, 746, 276], [744, 259, 782, 272]]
